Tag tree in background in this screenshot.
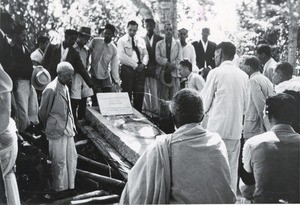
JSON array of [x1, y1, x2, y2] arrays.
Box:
[[236, 0, 299, 68]]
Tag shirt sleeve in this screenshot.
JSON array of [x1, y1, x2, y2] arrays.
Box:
[[200, 71, 217, 114], [117, 38, 138, 68], [110, 49, 120, 84], [242, 140, 253, 173], [39, 88, 55, 126], [195, 75, 205, 92], [250, 79, 266, 121]]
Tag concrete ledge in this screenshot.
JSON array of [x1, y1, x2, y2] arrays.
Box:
[[85, 107, 164, 164]]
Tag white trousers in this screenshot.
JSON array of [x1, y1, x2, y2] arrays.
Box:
[[0, 135, 20, 205], [143, 77, 159, 117], [13, 80, 39, 131], [223, 139, 240, 195], [48, 136, 77, 191]]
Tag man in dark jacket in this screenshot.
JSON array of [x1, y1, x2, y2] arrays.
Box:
[[43, 29, 94, 89], [11, 24, 39, 131]]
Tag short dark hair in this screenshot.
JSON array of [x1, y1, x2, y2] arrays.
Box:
[[0, 12, 14, 24], [202, 27, 210, 33], [127, 20, 138, 28], [169, 89, 204, 125], [105, 23, 116, 34], [37, 35, 49, 45], [145, 18, 155, 25], [265, 93, 296, 123], [180, 60, 192, 72], [216, 42, 236, 60], [244, 56, 260, 71], [13, 23, 25, 35], [257, 44, 271, 57], [65, 29, 78, 37], [275, 62, 293, 78]]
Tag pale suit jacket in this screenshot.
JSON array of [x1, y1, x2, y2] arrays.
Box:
[[155, 38, 182, 78], [244, 72, 274, 139]]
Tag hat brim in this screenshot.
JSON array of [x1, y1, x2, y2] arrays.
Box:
[[160, 69, 174, 88], [31, 66, 51, 90]]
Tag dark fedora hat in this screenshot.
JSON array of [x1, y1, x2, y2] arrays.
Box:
[[79, 27, 91, 36]]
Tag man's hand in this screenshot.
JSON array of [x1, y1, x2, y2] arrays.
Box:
[[136, 63, 145, 72]]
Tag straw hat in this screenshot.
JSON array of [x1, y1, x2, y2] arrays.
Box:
[[31, 66, 51, 90], [160, 68, 174, 88]]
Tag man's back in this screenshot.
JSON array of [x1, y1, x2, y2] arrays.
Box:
[[201, 61, 249, 139], [244, 125, 300, 203], [170, 123, 236, 203]]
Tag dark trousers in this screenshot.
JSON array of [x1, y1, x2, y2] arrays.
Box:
[[120, 65, 145, 112], [91, 76, 112, 106], [71, 98, 87, 122]]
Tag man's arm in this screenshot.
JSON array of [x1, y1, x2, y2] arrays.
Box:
[[242, 141, 253, 173], [117, 38, 138, 68], [155, 42, 168, 66], [72, 50, 94, 87], [39, 88, 55, 126], [200, 71, 217, 114], [140, 40, 149, 66], [250, 79, 267, 122], [110, 49, 120, 84]]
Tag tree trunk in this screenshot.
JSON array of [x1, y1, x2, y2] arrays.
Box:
[[157, 0, 178, 37], [287, 0, 299, 70], [129, 0, 154, 19]]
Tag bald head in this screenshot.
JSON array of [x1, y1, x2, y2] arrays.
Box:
[[57, 62, 74, 85], [57, 62, 74, 74]]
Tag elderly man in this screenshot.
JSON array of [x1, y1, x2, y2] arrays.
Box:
[[118, 21, 149, 112], [0, 64, 20, 204], [273, 62, 300, 133], [240, 56, 274, 139], [39, 62, 77, 193], [179, 59, 205, 92], [156, 22, 182, 101], [243, 93, 300, 203], [200, 42, 249, 194], [120, 89, 236, 204], [256, 44, 277, 83]]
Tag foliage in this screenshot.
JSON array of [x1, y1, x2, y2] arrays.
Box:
[[236, 0, 299, 62]]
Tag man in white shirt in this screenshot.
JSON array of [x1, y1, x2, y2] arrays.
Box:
[[178, 28, 198, 73], [257, 44, 277, 83], [117, 21, 149, 112], [179, 60, 205, 92], [200, 42, 249, 194], [89, 24, 120, 105], [273, 62, 300, 133]]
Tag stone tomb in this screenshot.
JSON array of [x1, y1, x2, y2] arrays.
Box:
[[85, 106, 164, 164]]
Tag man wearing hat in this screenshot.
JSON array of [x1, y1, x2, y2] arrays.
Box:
[[88, 23, 120, 105], [156, 22, 182, 101], [42, 29, 94, 91], [71, 27, 93, 121]]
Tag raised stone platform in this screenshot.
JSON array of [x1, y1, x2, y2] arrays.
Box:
[[85, 106, 164, 164]]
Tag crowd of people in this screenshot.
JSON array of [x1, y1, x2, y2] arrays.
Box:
[[0, 9, 300, 204]]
